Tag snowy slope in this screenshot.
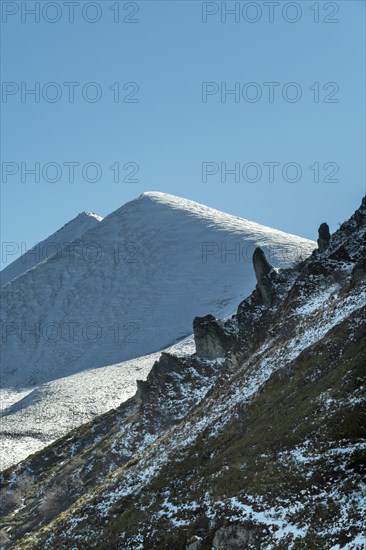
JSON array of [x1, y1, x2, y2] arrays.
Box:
[[0, 192, 315, 389], [0, 211, 103, 286], [0, 336, 195, 471]]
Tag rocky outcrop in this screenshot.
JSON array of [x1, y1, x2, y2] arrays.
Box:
[[135, 352, 183, 405], [303, 260, 330, 277], [354, 196, 366, 227], [350, 255, 366, 287], [135, 349, 225, 432], [252, 247, 271, 281], [328, 245, 351, 263], [186, 536, 203, 550], [212, 523, 261, 549], [193, 314, 234, 360], [252, 247, 278, 306], [317, 222, 330, 252], [194, 248, 283, 360]]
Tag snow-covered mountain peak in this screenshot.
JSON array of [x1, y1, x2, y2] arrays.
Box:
[[1, 194, 315, 388], [1, 210, 103, 286], [75, 211, 103, 222], [111, 191, 307, 244]]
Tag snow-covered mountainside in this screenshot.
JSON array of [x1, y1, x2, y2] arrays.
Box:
[[0, 196, 365, 549], [0, 192, 314, 389], [0, 211, 102, 286], [0, 336, 195, 471]]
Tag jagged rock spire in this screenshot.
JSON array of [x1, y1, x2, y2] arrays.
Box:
[[193, 314, 234, 360], [253, 247, 272, 281], [317, 222, 330, 252], [252, 247, 276, 307], [354, 196, 366, 227]]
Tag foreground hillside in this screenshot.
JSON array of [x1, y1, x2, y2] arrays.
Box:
[[0, 197, 365, 549]]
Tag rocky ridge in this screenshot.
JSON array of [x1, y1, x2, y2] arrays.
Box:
[[0, 197, 365, 549]]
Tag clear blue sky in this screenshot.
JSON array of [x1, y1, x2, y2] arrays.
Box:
[[1, 0, 365, 268]]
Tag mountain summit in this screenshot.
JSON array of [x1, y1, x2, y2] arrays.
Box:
[[0, 211, 103, 286]]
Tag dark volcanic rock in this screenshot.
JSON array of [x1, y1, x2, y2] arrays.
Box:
[[212, 524, 261, 549], [317, 222, 330, 252], [186, 537, 203, 550], [354, 196, 366, 227], [135, 352, 183, 404], [253, 247, 272, 281], [193, 314, 234, 360], [350, 255, 366, 287], [328, 245, 352, 263], [252, 247, 278, 306], [303, 261, 330, 277]]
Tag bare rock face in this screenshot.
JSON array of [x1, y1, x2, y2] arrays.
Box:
[[354, 196, 366, 227], [350, 255, 366, 287], [186, 536, 203, 550], [303, 260, 330, 277], [252, 247, 277, 307], [328, 244, 351, 263], [135, 351, 224, 432], [212, 524, 258, 549], [252, 247, 272, 281], [193, 314, 233, 360], [135, 352, 183, 405], [317, 222, 330, 252]]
